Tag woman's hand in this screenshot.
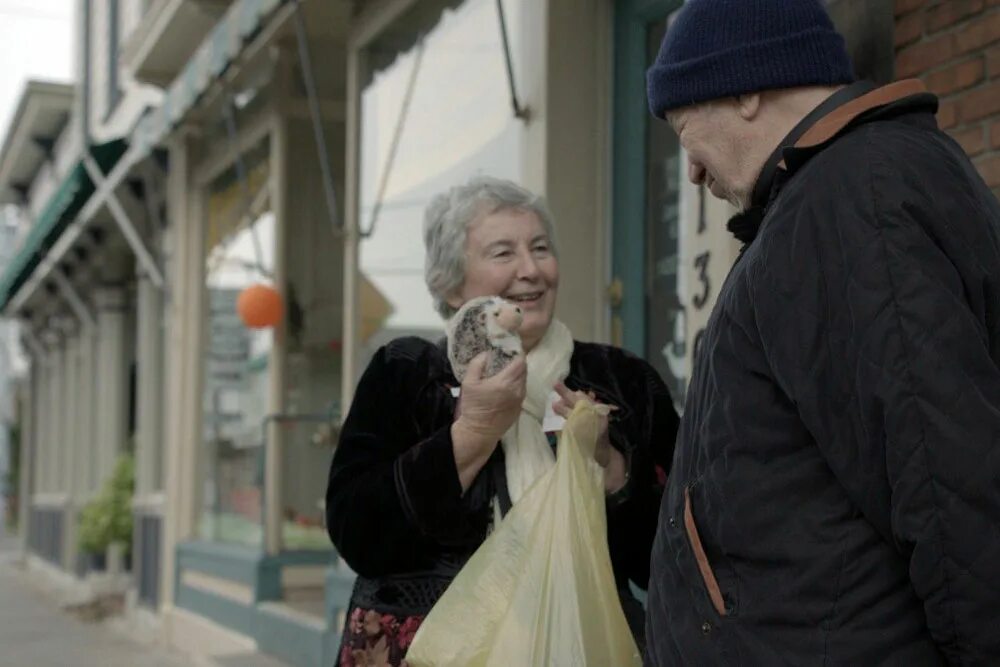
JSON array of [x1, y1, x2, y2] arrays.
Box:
[[553, 383, 628, 493], [451, 352, 527, 491]]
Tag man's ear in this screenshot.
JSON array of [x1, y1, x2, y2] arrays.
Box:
[[737, 93, 761, 121]]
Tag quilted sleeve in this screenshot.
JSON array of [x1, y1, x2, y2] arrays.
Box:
[[751, 140, 1000, 663]]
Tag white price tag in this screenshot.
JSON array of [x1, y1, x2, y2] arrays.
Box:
[[542, 391, 566, 433], [450, 388, 565, 432]]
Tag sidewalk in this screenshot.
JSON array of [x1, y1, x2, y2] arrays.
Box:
[[0, 537, 191, 666], [0, 530, 287, 667]]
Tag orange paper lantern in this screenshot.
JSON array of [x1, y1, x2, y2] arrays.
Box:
[[237, 283, 284, 329]]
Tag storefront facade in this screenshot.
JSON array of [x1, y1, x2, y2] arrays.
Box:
[[6, 2, 949, 666]]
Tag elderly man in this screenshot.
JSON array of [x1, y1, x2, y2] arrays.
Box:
[[643, 0, 1000, 665]]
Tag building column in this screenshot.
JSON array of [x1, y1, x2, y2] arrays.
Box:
[[77, 324, 98, 496], [53, 335, 69, 500], [162, 132, 205, 609], [45, 319, 79, 572], [32, 328, 63, 565], [93, 287, 129, 486], [134, 272, 165, 604], [520, 0, 612, 344], [264, 106, 289, 556], [340, 43, 363, 408], [18, 352, 39, 557], [41, 329, 62, 496], [135, 275, 163, 497], [61, 327, 81, 572], [32, 349, 49, 497]]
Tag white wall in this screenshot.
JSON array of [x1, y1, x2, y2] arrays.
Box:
[[119, 0, 155, 44], [514, 0, 612, 344], [88, 0, 163, 142]]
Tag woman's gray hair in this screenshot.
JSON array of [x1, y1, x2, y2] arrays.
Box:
[[423, 176, 558, 319]]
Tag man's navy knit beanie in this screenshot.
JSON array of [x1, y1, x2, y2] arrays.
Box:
[[647, 0, 856, 118]]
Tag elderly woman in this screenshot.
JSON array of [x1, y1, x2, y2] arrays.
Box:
[[327, 176, 678, 666]]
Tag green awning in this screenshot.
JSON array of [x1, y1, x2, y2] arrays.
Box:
[[0, 138, 128, 311]]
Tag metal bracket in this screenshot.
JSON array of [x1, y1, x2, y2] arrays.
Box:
[[82, 153, 165, 288], [221, 97, 268, 272], [362, 33, 426, 239], [292, 0, 342, 234], [10, 182, 30, 205], [32, 135, 57, 163], [51, 266, 97, 329], [20, 328, 46, 359], [496, 0, 530, 122]]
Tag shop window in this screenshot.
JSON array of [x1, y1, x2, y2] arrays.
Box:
[[613, 3, 740, 412], [643, 14, 687, 407], [198, 138, 274, 546]]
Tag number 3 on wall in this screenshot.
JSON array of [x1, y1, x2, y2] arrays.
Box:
[[692, 251, 711, 310]]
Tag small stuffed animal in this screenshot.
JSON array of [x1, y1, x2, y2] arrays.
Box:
[[447, 296, 523, 382]]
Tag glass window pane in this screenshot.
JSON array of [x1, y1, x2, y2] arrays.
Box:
[[278, 417, 336, 550], [643, 17, 686, 408], [640, 9, 740, 412], [199, 141, 273, 547]]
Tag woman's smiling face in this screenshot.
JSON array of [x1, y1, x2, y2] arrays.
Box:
[[448, 208, 559, 352]]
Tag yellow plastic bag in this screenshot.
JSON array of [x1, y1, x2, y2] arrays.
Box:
[[406, 401, 642, 667]]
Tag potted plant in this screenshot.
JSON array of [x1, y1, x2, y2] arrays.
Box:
[[78, 453, 134, 573]]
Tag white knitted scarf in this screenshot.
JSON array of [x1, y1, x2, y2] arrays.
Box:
[[500, 319, 574, 505]]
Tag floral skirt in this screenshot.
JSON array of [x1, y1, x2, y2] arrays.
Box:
[[338, 607, 425, 667]]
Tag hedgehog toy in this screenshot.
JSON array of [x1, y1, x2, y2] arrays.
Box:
[[447, 296, 524, 382]]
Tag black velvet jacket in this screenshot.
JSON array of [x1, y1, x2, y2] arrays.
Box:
[[326, 336, 678, 630]]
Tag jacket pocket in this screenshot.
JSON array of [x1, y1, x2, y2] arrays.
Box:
[[684, 485, 728, 617]]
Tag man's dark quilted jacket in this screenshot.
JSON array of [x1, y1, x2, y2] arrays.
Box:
[[645, 81, 1000, 666]]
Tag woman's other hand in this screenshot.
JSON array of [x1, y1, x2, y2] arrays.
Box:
[[553, 383, 628, 493], [451, 352, 527, 491]]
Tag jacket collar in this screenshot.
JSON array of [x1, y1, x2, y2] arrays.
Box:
[[778, 78, 936, 175], [750, 80, 876, 210], [729, 79, 936, 247]]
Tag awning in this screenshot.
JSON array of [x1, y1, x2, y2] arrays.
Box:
[[0, 81, 74, 206], [0, 0, 299, 316], [131, 0, 287, 157], [362, 0, 463, 88], [0, 139, 127, 310], [1, 0, 295, 315]]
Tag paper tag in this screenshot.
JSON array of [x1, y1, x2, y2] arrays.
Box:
[[542, 391, 566, 433], [451, 387, 565, 432]]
